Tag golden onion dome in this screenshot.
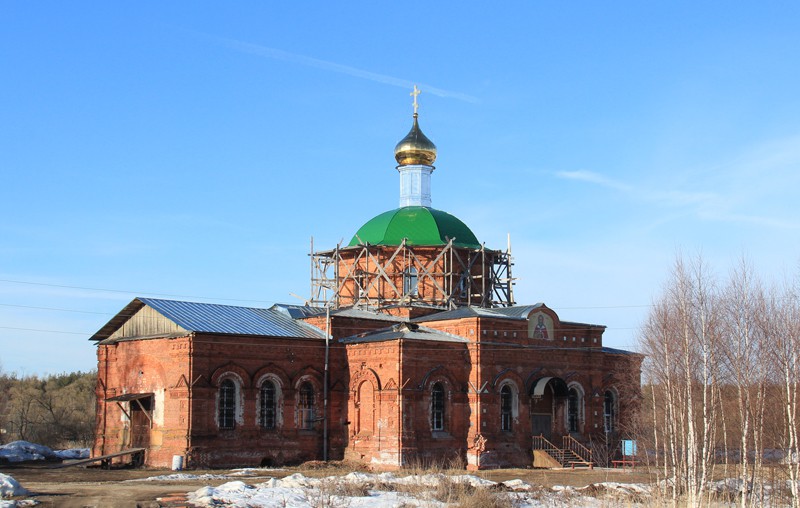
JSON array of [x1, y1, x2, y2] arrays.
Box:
[[394, 113, 437, 166]]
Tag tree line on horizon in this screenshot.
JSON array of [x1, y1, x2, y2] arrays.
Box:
[[0, 370, 95, 449]]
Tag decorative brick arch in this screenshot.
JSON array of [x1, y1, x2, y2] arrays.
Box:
[[253, 364, 290, 389], [210, 363, 251, 388], [491, 368, 525, 391], [292, 366, 324, 391], [350, 367, 382, 395], [418, 365, 458, 392]]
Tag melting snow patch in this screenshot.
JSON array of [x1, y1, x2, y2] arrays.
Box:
[[126, 473, 230, 482], [229, 467, 283, 477], [277, 473, 317, 489], [0, 474, 28, 498], [450, 474, 497, 488], [0, 441, 58, 463], [53, 448, 90, 460], [186, 472, 659, 508], [502, 478, 533, 491]]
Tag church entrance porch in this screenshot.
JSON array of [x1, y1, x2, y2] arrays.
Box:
[[529, 377, 569, 440]]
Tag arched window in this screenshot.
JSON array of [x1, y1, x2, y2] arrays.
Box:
[[431, 382, 445, 431], [568, 388, 580, 433], [218, 379, 237, 430], [404, 267, 419, 296], [458, 275, 468, 299], [355, 269, 367, 298], [298, 382, 315, 430], [500, 385, 513, 431], [604, 390, 616, 434], [260, 380, 277, 430]]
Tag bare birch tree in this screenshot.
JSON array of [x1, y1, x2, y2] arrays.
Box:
[[640, 254, 719, 507], [719, 259, 769, 507], [767, 274, 800, 507]]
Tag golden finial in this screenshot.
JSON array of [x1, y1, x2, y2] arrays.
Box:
[[411, 85, 420, 115], [395, 86, 437, 166]]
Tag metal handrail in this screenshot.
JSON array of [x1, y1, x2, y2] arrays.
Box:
[[562, 435, 593, 463]]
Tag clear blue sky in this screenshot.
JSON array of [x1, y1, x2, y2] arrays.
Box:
[[2, 2, 799, 375]]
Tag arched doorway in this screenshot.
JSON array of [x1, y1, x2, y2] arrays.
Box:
[[528, 377, 569, 440]]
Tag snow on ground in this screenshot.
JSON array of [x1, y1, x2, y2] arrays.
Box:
[[0, 473, 38, 507], [126, 473, 233, 482], [126, 467, 286, 482], [53, 447, 90, 460], [186, 471, 654, 508], [0, 474, 28, 498], [0, 441, 89, 463]]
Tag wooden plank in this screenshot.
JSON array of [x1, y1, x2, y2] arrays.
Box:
[[49, 448, 146, 469]]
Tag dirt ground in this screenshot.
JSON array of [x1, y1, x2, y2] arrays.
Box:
[[2, 463, 656, 508]]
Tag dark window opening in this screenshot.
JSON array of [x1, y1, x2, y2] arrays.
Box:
[[260, 381, 277, 429], [299, 382, 315, 430], [604, 390, 616, 434], [404, 267, 419, 296], [431, 382, 445, 431], [568, 388, 580, 432], [501, 385, 513, 431], [219, 379, 236, 430]]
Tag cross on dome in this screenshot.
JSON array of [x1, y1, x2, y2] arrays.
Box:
[[411, 85, 420, 115]]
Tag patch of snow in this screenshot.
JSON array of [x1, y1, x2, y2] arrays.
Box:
[[190, 481, 259, 506], [450, 474, 497, 488], [502, 478, 533, 491], [342, 471, 373, 483], [0, 441, 90, 464], [229, 467, 284, 477], [126, 473, 230, 482], [590, 482, 650, 494], [0, 474, 29, 498], [277, 473, 317, 489], [0, 441, 58, 463], [190, 472, 660, 508], [709, 477, 747, 494], [53, 447, 90, 460]]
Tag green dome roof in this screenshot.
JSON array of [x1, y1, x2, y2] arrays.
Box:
[[349, 206, 480, 249]]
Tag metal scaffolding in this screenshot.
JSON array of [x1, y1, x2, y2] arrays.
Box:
[[310, 238, 514, 310]]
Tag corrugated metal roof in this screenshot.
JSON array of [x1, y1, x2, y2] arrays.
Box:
[[341, 323, 469, 344], [270, 304, 328, 319], [91, 298, 326, 342], [331, 308, 407, 323], [410, 306, 511, 323], [488, 304, 544, 319], [139, 298, 325, 339]]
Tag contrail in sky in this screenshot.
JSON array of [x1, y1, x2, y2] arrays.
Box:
[[215, 36, 479, 103]]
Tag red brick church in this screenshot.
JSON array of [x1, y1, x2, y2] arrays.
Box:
[[91, 93, 642, 470]]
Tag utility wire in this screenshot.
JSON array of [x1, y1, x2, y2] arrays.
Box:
[[0, 278, 276, 305], [0, 277, 654, 311]]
